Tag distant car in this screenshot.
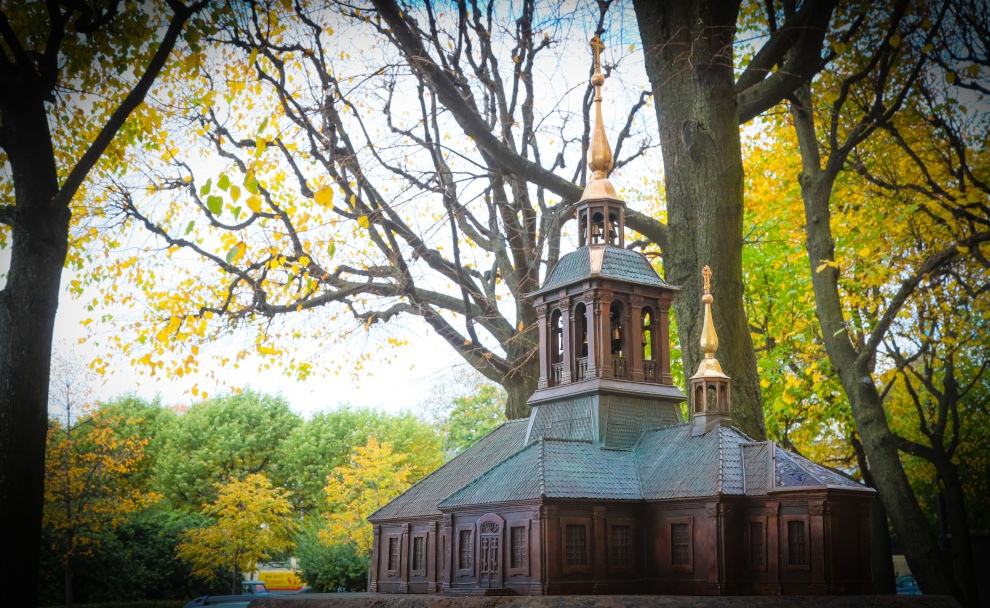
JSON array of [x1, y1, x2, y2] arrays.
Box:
[[896, 574, 921, 595], [183, 580, 271, 607]]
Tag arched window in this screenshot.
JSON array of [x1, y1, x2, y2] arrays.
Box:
[[591, 212, 605, 245], [575, 302, 588, 359], [551, 309, 563, 365], [550, 309, 563, 386], [610, 301, 624, 357], [607, 212, 619, 245], [641, 307, 655, 361], [578, 212, 588, 247]]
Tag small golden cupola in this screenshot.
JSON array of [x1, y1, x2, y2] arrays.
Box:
[[691, 265, 732, 436]]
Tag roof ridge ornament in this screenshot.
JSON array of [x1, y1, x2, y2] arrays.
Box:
[[580, 34, 618, 201], [692, 265, 729, 379]]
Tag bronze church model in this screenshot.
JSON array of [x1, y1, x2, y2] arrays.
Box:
[[368, 35, 876, 597]]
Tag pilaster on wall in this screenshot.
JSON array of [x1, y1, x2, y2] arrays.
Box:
[[706, 503, 720, 592], [369, 525, 381, 592], [659, 300, 673, 385], [809, 501, 827, 594], [599, 294, 614, 379], [428, 520, 438, 594], [593, 506, 608, 593], [542, 505, 560, 591], [399, 522, 410, 593], [766, 501, 781, 595], [441, 514, 453, 593]]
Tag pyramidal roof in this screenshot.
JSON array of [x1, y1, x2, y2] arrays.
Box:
[[528, 245, 672, 297]]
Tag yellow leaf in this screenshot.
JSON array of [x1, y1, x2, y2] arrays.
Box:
[[314, 186, 334, 206], [358, 215, 370, 228], [246, 195, 263, 213], [889, 34, 901, 48], [946, 71, 957, 84]]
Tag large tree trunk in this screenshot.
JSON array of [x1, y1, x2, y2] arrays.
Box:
[[938, 458, 979, 606], [790, 89, 963, 602], [633, 0, 766, 440], [853, 433, 897, 594], [0, 87, 70, 608]]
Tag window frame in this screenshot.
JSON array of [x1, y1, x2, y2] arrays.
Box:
[[666, 516, 694, 573], [607, 518, 636, 574], [410, 531, 427, 577], [559, 517, 591, 574], [455, 524, 475, 577], [745, 516, 767, 571], [782, 514, 811, 571], [385, 534, 401, 576], [506, 519, 530, 577]]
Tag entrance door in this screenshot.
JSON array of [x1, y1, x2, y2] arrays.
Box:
[[478, 514, 503, 589]]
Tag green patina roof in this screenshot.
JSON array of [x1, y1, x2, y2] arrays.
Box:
[[529, 245, 671, 296], [439, 439, 642, 508], [372, 413, 870, 522]]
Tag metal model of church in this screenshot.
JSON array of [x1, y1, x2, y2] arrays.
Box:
[[368, 36, 876, 597]]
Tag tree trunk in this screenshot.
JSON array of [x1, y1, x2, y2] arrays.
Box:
[[0, 86, 70, 608], [633, 0, 766, 440], [790, 88, 962, 600], [938, 457, 979, 606], [853, 433, 896, 594], [64, 544, 74, 608], [502, 351, 539, 421]]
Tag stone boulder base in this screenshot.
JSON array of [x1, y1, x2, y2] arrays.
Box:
[[251, 594, 960, 608]]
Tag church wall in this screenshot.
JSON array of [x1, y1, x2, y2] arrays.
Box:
[[540, 500, 646, 595], [369, 518, 443, 594]]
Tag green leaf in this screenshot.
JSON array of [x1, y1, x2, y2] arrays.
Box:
[[218, 174, 230, 191], [226, 244, 240, 264], [232, 206, 242, 220], [258, 117, 269, 133], [199, 178, 212, 196], [185, 220, 195, 235], [207, 195, 223, 216], [328, 240, 336, 259]]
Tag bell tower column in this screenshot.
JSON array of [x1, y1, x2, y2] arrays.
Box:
[[629, 295, 645, 382], [659, 299, 673, 385], [537, 305, 549, 390], [560, 297, 572, 384], [583, 293, 598, 379], [599, 293, 614, 379]]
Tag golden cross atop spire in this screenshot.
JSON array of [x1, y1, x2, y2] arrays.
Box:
[[580, 33, 617, 201], [702, 265, 712, 296], [590, 35, 605, 76]]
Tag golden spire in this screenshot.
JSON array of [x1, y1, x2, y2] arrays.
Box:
[[580, 35, 618, 201], [692, 265, 729, 379]]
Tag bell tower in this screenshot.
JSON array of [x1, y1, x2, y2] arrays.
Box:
[[524, 36, 685, 450], [690, 266, 732, 436]]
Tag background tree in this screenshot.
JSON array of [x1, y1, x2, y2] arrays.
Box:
[[295, 518, 368, 592], [785, 0, 989, 600], [177, 473, 296, 594], [108, 0, 664, 421], [153, 390, 301, 509], [280, 406, 443, 514], [44, 395, 162, 608], [443, 382, 506, 454], [0, 2, 206, 603], [322, 437, 412, 556]]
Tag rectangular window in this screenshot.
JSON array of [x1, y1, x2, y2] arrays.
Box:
[[750, 521, 765, 566], [610, 525, 632, 567], [510, 526, 527, 569], [788, 520, 807, 566], [387, 537, 399, 572], [671, 523, 690, 566], [412, 536, 425, 572], [458, 530, 473, 570], [565, 524, 588, 566]]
